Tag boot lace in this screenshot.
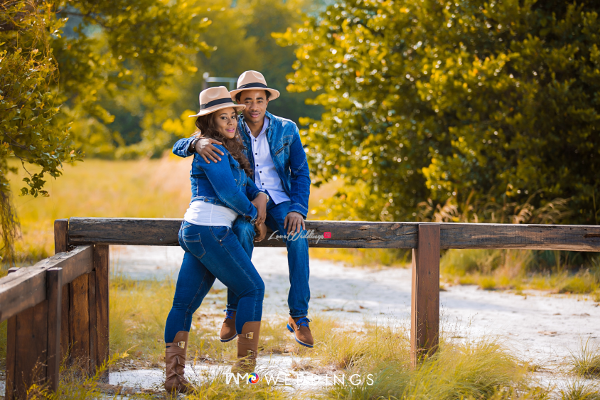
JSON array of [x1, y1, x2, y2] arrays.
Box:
[[225, 310, 235, 320], [296, 317, 311, 328]]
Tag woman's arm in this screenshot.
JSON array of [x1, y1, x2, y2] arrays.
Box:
[[199, 147, 258, 221]]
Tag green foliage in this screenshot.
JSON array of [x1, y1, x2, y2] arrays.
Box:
[[0, 0, 211, 264], [51, 0, 213, 157], [278, 0, 600, 224]]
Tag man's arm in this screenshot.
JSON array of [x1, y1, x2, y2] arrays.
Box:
[[172, 137, 196, 158], [287, 125, 311, 218]]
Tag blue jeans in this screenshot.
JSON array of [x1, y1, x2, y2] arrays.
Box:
[[164, 221, 264, 343], [229, 200, 310, 318]]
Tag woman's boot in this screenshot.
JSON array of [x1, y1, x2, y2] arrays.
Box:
[[231, 321, 261, 374], [164, 331, 192, 394]]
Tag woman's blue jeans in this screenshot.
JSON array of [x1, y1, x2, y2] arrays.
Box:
[[164, 221, 265, 344], [228, 199, 310, 318]]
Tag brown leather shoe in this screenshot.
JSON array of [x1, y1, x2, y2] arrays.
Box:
[[164, 331, 192, 394], [220, 310, 237, 342], [287, 316, 314, 348], [231, 321, 261, 374]]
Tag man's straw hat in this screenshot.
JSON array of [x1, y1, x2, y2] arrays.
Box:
[[188, 86, 245, 118], [229, 70, 280, 101]]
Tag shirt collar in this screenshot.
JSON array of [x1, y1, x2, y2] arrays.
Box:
[[244, 115, 270, 138]]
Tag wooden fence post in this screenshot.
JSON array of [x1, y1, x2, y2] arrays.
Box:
[[54, 219, 71, 362], [411, 224, 440, 368], [93, 245, 110, 380], [46, 267, 63, 392], [5, 267, 19, 400]]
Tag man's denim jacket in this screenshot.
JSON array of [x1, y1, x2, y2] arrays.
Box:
[[172, 143, 261, 222], [174, 112, 310, 217], [238, 111, 311, 218]]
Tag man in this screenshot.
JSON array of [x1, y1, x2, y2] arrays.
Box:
[[179, 71, 313, 348]]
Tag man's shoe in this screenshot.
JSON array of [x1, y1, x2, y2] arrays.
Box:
[[220, 310, 237, 342], [231, 321, 261, 374], [286, 316, 314, 348]]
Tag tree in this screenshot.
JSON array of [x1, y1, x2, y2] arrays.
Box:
[[0, 0, 211, 265], [276, 0, 600, 224]]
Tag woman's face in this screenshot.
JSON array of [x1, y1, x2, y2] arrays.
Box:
[[213, 107, 238, 139]]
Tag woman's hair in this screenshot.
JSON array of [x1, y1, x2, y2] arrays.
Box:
[[194, 112, 253, 176]]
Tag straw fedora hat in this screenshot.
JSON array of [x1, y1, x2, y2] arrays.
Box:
[[229, 70, 280, 101], [188, 86, 245, 118]]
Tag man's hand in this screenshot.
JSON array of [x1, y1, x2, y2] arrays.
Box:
[[251, 193, 268, 226], [284, 212, 305, 235], [254, 222, 267, 242], [196, 138, 224, 163]]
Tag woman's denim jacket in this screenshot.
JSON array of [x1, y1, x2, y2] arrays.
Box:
[[172, 142, 262, 222], [174, 111, 311, 218]]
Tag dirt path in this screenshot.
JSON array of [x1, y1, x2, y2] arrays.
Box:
[[109, 246, 600, 391]]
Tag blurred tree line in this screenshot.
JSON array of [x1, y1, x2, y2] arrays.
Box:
[[0, 0, 326, 263], [92, 0, 326, 159], [277, 0, 600, 225]]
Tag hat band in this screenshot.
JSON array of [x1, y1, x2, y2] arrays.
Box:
[[200, 97, 234, 110], [237, 82, 268, 89]]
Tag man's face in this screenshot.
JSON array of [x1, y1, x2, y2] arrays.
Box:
[[239, 90, 269, 124]]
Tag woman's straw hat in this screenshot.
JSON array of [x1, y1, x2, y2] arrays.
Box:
[[188, 86, 245, 118], [229, 70, 280, 101]]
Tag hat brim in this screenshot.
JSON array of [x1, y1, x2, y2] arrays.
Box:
[[188, 103, 246, 118], [230, 87, 280, 102]]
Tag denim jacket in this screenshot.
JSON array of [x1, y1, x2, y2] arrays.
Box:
[[238, 111, 310, 218], [173, 111, 311, 218], [172, 142, 261, 222]]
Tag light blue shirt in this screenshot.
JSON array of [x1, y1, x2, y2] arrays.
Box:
[[245, 116, 290, 205]]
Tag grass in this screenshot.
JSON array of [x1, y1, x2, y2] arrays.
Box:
[[7, 156, 191, 267], [315, 322, 543, 400], [570, 338, 600, 378], [440, 248, 600, 295]]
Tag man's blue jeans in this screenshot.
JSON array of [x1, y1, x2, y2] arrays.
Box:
[[230, 199, 310, 318], [164, 222, 264, 343]]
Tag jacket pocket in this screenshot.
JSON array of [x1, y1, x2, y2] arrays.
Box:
[[274, 142, 289, 156]]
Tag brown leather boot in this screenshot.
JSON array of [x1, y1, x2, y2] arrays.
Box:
[[164, 331, 192, 394], [219, 310, 237, 342], [231, 321, 261, 374], [287, 316, 314, 348]]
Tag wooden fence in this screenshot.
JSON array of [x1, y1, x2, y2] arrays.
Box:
[[1, 217, 600, 398]]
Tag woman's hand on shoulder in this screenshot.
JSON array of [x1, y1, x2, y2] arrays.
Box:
[[254, 222, 267, 242], [196, 138, 224, 163]]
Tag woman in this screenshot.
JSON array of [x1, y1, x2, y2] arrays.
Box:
[[164, 86, 269, 394]]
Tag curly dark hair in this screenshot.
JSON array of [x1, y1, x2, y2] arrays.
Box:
[[193, 111, 253, 177]]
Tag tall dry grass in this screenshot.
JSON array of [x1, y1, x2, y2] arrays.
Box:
[[7, 155, 191, 266]]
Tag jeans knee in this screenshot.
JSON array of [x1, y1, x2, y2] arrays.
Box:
[[233, 219, 255, 243]]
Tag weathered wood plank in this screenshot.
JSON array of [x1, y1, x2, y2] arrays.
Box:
[[13, 301, 48, 399], [88, 270, 97, 375], [70, 273, 90, 371], [411, 224, 440, 367], [93, 245, 109, 381], [68, 218, 418, 248], [60, 285, 70, 362], [0, 246, 93, 323], [54, 219, 69, 253], [67, 218, 600, 251], [46, 267, 62, 392]]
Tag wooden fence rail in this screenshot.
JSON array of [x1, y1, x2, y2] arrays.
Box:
[[1, 217, 600, 398]]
